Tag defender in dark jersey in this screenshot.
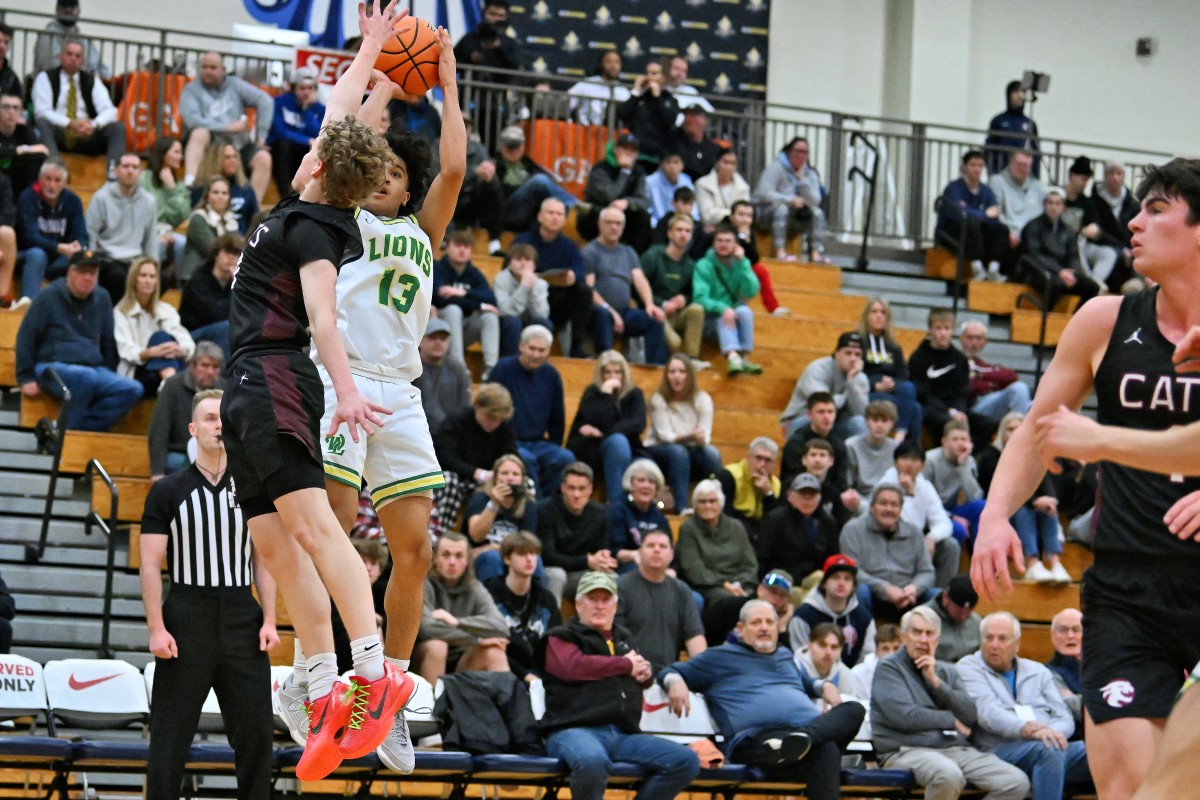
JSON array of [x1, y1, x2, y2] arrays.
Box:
[[973, 158, 1200, 800], [219, 0, 413, 782]]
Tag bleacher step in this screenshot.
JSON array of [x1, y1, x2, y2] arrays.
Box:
[[840, 272, 949, 296], [0, 516, 107, 550], [0, 430, 34, 450], [4, 563, 141, 598], [0, 541, 110, 567], [0, 409, 20, 427], [0, 451, 55, 472], [16, 593, 146, 618], [0, 471, 79, 499], [12, 616, 149, 651], [0, 494, 89, 517]]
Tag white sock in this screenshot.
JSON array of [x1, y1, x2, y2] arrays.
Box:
[[184, 174, 195, 187], [306, 652, 339, 701], [292, 639, 308, 687], [987, 261, 1001, 274], [351, 634, 386, 681], [386, 656, 410, 672], [488, 238, 502, 253]]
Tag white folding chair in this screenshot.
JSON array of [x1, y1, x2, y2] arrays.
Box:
[[639, 684, 718, 743], [144, 662, 224, 735], [43, 659, 148, 729]]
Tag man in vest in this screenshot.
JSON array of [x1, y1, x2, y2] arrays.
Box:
[[31, 38, 123, 175]]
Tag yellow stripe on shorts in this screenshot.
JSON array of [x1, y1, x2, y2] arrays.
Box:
[[323, 460, 362, 488], [371, 470, 446, 507]]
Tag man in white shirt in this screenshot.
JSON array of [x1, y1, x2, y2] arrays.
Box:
[[31, 38, 123, 173]]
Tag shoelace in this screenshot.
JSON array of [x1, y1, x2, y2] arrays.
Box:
[[346, 679, 369, 731]]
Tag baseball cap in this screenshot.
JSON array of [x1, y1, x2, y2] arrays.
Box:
[[576, 571, 618, 599], [788, 473, 822, 493], [822, 554, 858, 578], [682, 105, 707, 116], [1045, 185, 1067, 200], [1068, 156, 1092, 177], [760, 569, 793, 593], [291, 66, 318, 86], [67, 251, 100, 270], [424, 318, 452, 337], [499, 125, 526, 147], [946, 575, 979, 610], [615, 132, 640, 150], [835, 331, 863, 351]]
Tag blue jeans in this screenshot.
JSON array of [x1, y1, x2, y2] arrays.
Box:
[[517, 439, 576, 499], [869, 381, 923, 438], [35, 362, 143, 431], [950, 498, 986, 546], [645, 442, 722, 513], [991, 739, 1089, 800], [505, 174, 577, 230], [164, 450, 189, 475], [785, 413, 868, 439], [544, 724, 699, 800], [190, 320, 230, 359], [473, 550, 547, 584], [702, 305, 755, 354], [600, 433, 633, 503], [500, 314, 554, 358], [972, 382, 1032, 421], [1012, 506, 1062, 559], [18, 248, 70, 300], [591, 307, 668, 365]]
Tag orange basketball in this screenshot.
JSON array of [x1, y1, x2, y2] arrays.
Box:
[[376, 16, 442, 96]]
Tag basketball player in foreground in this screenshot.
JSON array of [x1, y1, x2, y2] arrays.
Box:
[[276, 27, 465, 774], [1034, 324, 1200, 800], [219, 0, 406, 781], [972, 158, 1200, 800]]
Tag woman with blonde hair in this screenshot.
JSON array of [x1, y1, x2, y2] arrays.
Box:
[[567, 350, 647, 500], [182, 176, 241, 283], [645, 354, 722, 513], [857, 296, 921, 441], [463, 453, 544, 584], [977, 412, 1070, 584], [113, 257, 195, 396], [191, 136, 259, 234]]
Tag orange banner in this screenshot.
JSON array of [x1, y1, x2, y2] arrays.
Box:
[[117, 72, 188, 152], [522, 119, 610, 200]]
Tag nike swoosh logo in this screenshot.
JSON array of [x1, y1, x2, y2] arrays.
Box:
[[926, 364, 956, 379], [642, 700, 670, 713], [69, 673, 122, 691], [309, 701, 329, 735], [368, 683, 391, 720], [364, 642, 379, 651]]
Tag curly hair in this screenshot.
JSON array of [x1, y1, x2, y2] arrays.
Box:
[[317, 116, 389, 209], [384, 127, 434, 216]]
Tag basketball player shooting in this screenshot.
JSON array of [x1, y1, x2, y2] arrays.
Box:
[[219, 0, 411, 782], [972, 158, 1200, 800], [276, 22, 466, 776]]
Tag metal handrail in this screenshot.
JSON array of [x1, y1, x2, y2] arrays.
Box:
[[1016, 283, 1053, 389], [84, 458, 119, 659], [847, 131, 879, 271], [25, 368, 71, 565], [931, 196, 970, 316]]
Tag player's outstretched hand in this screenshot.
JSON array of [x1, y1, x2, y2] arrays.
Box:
[[330, 391, 391, 442], [1165, 490, 1200, 541], [971, 514, 1025, 603], [435, 27, 457, 90], [1174, 326, 1200, 373], [358, 0, 401, 46], [1033, 404, 1102, 474]]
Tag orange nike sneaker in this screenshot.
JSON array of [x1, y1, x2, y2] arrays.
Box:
[[337, 663, 415, 759], [295, 682, 354, 782]]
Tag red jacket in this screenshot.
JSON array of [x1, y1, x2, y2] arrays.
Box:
[[968, 355, 1019, 401]]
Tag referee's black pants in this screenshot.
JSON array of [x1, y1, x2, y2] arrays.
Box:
[[147, 585, 273, 800]]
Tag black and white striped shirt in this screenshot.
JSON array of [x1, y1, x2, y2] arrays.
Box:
[[141, 465, 252, 587]]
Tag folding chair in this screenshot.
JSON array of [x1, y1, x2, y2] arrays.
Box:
[[144, 661, 224, 734], [0, 655, 72, 799]]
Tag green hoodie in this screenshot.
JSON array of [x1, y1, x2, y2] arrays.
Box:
[[692, 247, 759, 314]]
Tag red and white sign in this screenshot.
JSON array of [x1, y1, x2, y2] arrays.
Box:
[[293, 46, 355, 103]]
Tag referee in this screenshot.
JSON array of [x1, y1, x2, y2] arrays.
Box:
[[139, 389, 279, 799]]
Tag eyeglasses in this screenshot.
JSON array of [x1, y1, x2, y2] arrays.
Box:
[[1052, 625, 1082, 635]]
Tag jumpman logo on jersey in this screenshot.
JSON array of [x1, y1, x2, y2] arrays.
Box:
[[1124, 328, 1144, 345], [239, 372, 249, 384]]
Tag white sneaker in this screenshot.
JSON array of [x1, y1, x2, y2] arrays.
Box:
[[377, 711, 415, 774], [1050, 562, 1072, 584], [1024, 561, 1054, 583], [689, 358, 711, 372], [276, 670, 310, 747], [772, 306, 792, 317], [970, 260, 986, 281]]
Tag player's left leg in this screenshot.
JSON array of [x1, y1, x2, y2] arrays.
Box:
[[1130, 680, 1200, 800], [1085, 711, 1163, 800]]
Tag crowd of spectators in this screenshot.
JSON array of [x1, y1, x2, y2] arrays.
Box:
[[0, 13, 1104, 793]]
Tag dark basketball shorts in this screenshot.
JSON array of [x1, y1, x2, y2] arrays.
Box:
[[1081, 564, 1200, 723], [221, 351, 328, 519]]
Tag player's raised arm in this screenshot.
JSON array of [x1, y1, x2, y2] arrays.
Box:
[[971, 296, 1119, 602], [417, 27, 465, 247], [323, 0, 405, 126]]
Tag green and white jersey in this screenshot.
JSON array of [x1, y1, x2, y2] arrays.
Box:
[[314, 207, 434, 382]]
